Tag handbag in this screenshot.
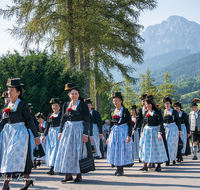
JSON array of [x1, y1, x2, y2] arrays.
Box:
[[178, 137, 183, 150], [79, 143, 95, 173]]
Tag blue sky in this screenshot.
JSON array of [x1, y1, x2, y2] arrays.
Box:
[[0, 0, 200, 55]]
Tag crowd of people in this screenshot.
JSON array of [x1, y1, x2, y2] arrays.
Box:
[[0, 78, 199, 190]]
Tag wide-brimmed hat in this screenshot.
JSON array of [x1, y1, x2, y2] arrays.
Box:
[[145, 95, 154, 101], [111, 92, 122, 98], [139, 93, 147, 100], [131, 105, 137, 110], [28, 103, 33, 109], [173, 101, 182, 108], [162, 96, 172, 103], [2, 91, 8, 98], [64, 82, 79, 91], [190, 98, 199, 107], [6, 78, 24, 87], [35, 112, 46, 120], [84, 98, 92, 104], [49, 98, 62, 104]]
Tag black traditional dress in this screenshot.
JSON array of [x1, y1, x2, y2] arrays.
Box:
[[0, 99, 39, 177], [54, 100, 93, 174]]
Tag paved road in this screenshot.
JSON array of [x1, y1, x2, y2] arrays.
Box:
[[1, 154, 200, 190]]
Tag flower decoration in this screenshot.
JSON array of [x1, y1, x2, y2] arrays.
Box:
[[146, 113, 151, 117], [67, 108, 73, 112], [164, 114, 171, 117], [4, 108, 11, 113], [112, 115, 120, 119], [132, 120, 135, 124], [39, 126, 43, 129], [50, 116, 54, 119]]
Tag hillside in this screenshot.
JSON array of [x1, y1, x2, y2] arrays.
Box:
[[152, 52, 200, 86], [142, 16, 200, 59]]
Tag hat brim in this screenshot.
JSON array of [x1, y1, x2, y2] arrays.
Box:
[[6, 84, 24, 87], [65, 86, 79, 91]]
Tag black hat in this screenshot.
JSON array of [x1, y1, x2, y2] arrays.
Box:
[[111, 92, 122, 98], [28, 103, 33, 109], [49, 98, 61, 104], [6, 78, 24, 87], [190, 98, 199, 107], [84, 98, 92, 104], [35, 112, 46, 120], [139, 93, 147, 100], [145, 95, 154, 101], [173, 101, 182, 108], [131, 105, 137, 110], [64, 82, 79, 91], [2, 91, 8, 98], [162, 96, 172, 103]]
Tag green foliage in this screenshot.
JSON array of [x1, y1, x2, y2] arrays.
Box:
[[0, 51, 86, 116]]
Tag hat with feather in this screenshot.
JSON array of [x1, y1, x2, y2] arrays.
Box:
[[190, 98, 199, 107]]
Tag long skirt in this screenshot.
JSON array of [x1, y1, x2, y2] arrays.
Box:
[[181, 124, 187, 154], [139, 125, 168, 163], [36, 133, 46, 161], [185, 138, 191, 156], [107, 123, 134, 166], [54, 121, 87, 174], [164, 122, 179, 161], [28, 129, 36, 161], [91, 124, 102, 158], [0, 122, 28, 174], [132, 128, 140, 160], [46, 126, 60, 167]]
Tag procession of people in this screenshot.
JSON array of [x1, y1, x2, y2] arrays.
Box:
[[0, 78, 199, 189]]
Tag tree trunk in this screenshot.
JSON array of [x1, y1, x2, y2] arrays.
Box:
[[68, 0, 75, 69], [83, 50, 90, 98], [94, 56, 100, 112], [79, 44, 84, 70]]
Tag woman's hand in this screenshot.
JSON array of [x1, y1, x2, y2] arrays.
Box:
[[99, 134, 103, 139], [41, 136, 45, 143], [158, 133, 162, 141], [90, 136, 93, 142], [35, 137, 41, 145], [132, 131, 136, 135], [140, 132, 143, 138], [179, 131, 182, 137], [82, 135, 88, 143], [126, 136, 131, 143], [58, 133, 62, 141], [106, 139, 109, 145]]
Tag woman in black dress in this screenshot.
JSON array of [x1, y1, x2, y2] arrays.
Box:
[[0, 78, 40, 190], [54, 82, 93, 182], [42, 98, 62, 175]]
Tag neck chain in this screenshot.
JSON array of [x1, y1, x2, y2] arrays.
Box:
[[116, 106, 122, 111]]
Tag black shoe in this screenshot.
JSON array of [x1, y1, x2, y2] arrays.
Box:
[[155, 166, 161, 172], [20, 180, 34, 190], [173, 160, 176, 165], [139, 159, 142, 163], [192, 156, 198, 160], [116, 172, 124, 176], [114, 169, 119, 176], [176, 158, 181, 163], [148, 163, 155, 168], [61, 176, 73, 182], [49, 170, 54, 175], [36, 162, 41, 167], [165, 161, 169, 166], [74, 178, 82, 182], [140, 167, 148, 171]]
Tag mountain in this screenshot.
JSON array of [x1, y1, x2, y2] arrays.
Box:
[[152, 52, 200, 85], [142, 16, 200, 59]]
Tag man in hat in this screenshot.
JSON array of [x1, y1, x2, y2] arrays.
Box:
[[189, 98, 200, 160]]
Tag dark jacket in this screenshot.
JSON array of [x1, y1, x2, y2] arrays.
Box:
[[91, 109, 102, 134], [142, 109, 164, 133], [59, 101, 90, 135], [109, 107, 132, 137], [162, 109, 181, 131], [180, 111, 190, 134], [44, 111, 62, 136], [0, 100, 39, 138]]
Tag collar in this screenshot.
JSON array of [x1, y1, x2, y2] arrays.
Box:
[[68, 100, 80, 111]]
